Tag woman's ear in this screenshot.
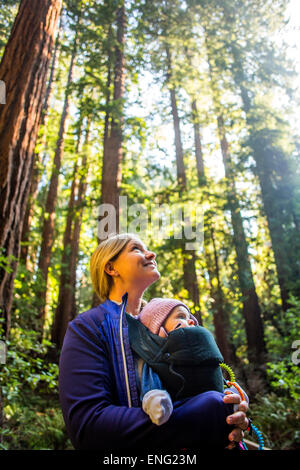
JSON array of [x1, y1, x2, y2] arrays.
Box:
[[104, 261, 119, 277]]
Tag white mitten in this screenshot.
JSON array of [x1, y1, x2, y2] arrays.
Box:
[[142, 389, 173, 426]]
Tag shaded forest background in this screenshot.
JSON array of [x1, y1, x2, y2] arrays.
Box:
[[0, 0, 300, 450]]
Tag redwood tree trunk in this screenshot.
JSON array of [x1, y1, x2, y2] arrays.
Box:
[[165, 46, 186, 189], [217, 114, 265, 364], [182, 248, 202, 325], [191, 97, 234, 360], [205, 35, 265, 364], [52, 119, 90, 349], [165, 45, 201, 319], [0, 0, 62, 339], [20, 18, 62, 266], [191, 99, 206, 186], [207, 224, 236, 364], [100, 3, 126, 234], [230, 45, 300, 309], [37, 21, 79, 334]]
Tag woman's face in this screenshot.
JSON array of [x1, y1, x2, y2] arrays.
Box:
[[108, 237, 160, 289]]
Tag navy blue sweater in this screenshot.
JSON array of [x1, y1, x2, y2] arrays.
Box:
[[58, 295, 234, 450]]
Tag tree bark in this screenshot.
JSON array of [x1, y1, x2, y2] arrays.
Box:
[[204, 34, 265, 363], [182, 248, 202, 325], [37, 18, 79, 335], [230, 45, 300, 309], [51, 118, 90, 349], [20, 17, 62, 266], [91, 21, 115, 309], [165, 45, 201, 320], [217, 113, 265, 364], [100, 3, 126, 234], [205, 223, 236, 364], [191, 99, 206, 186], [0, 0, 62, 340], [190, 86, 234, 359], [189, 89, 235, 360], [165, 45, 186, 189]]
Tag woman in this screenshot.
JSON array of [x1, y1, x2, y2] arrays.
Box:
[[58, 233, 249, 451]]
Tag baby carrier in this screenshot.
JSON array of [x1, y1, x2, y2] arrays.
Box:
[[126, 314, 224, 400]]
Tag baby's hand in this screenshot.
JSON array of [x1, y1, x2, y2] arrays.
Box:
[[142, 389, 173, 426]]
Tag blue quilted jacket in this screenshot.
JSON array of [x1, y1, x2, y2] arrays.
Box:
[[58, 293, 234, 450]]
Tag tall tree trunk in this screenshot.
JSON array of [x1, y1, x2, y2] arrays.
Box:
[[254, 155, 297, 310], [100, 3, 126, 234], [165, 45, 186, 189], [205, 36, 265, 364], [20, 17, 62, 266], [190, 91, 235, 360], [92, 6, 126, 309], [91, 22, 114, 309], [165, 45, 201, 322], [182, 248, 202, 325], [217, 113, 265, 364], [230, 45, 300, 309], [37, 20, 79, 335], [50, 148, 80, 349], [191, 99, 206, 186], [52, 117, 90, 349], [204, 222, 236, 364], [0, 0, 62, 340]]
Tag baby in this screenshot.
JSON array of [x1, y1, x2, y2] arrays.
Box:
[[127, 298, 247, 426]]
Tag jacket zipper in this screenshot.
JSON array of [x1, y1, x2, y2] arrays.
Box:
[[119, 299, 132, 408]]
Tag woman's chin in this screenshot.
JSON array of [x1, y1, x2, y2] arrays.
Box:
[[147, 269, 160, 284]]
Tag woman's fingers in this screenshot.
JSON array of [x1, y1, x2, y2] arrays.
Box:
[[223, 392, 248, 410], [228, 428, 244, 443], [223, 392, 249, 445], [227, 411, 249, 430], [238, 400, 248, 413], [223, 392, 241, 404]]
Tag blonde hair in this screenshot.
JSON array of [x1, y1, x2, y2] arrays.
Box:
[[90, 233, 143, 304]]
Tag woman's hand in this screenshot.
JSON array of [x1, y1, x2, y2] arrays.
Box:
[[223, 393, 249, 449]]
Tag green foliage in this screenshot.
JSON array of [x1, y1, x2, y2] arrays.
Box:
[[250, 394, 300, 450], [1, 266, 70, 449], [12, 263, 46, 332], [0, 325, 72, 450], [0, 248, 16, 274], [264, 295, 300, 401], [267, 362, 300, 400], [0, 403, 72, 450], [242, 295, 300, 450], [0, 1, 20, 58]]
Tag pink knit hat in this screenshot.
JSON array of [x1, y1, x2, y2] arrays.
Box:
[[138, 298, 198, 337]]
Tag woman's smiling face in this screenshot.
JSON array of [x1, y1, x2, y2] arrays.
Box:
[[108, 237, 160, 289]]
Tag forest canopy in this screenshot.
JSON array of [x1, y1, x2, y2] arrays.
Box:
[[0, 0, 299, 450]]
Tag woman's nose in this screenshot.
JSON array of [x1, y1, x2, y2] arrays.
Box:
[[145, 250, 156, 260]]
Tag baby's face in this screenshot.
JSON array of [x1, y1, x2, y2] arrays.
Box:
[[163, 306, 196, 333]]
